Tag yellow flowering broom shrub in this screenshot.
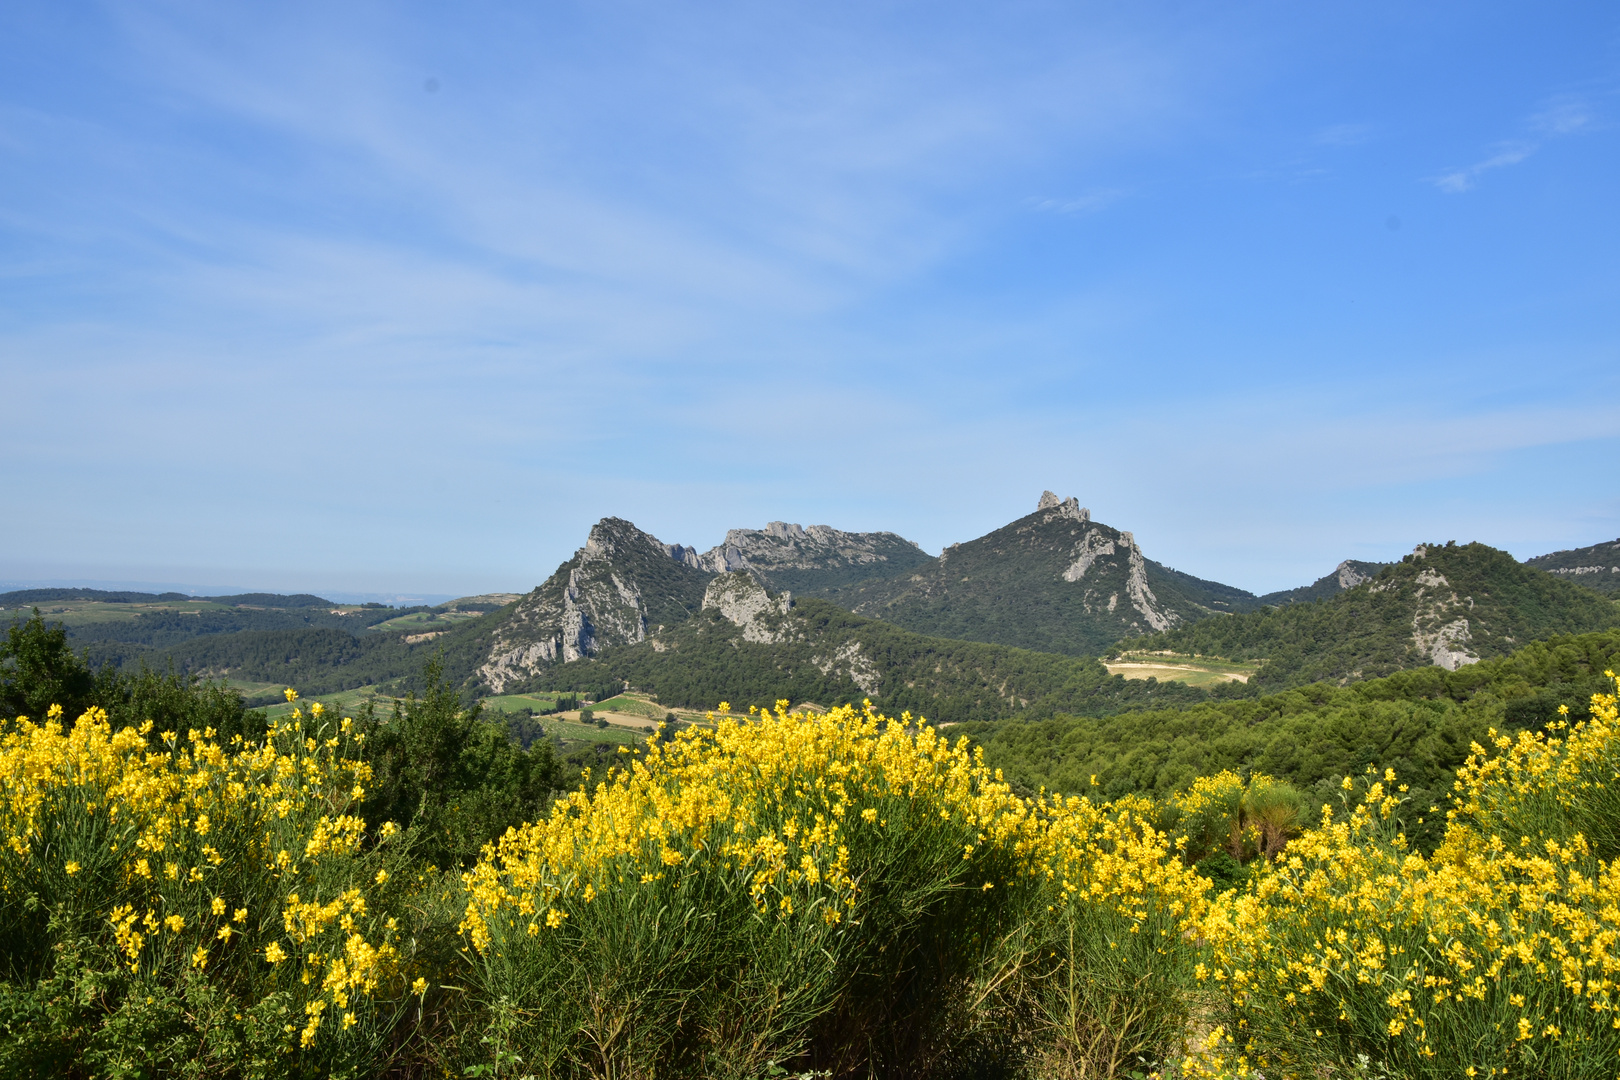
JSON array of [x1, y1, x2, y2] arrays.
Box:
[[0, 695, 429, 1077], [1192, 674, 1620, 1079], [460, 701, 1213, 1079]]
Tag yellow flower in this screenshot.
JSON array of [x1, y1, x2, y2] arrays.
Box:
[[264, 941, 287, 964], [64, 861, 80, 875], [191, 946, 208, 969], [284, 688, 298, 702], [211, 896, 226, 916], [374, 869, 388, 885], [412, 977, 427, 995], [164, 915, 185, 933]]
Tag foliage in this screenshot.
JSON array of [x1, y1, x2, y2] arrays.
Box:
[[1193, 673, 1620, 1077], [10, 639, 1620, 1078], [2, 609, 98, 721], [1125, 543, 1619, 691], [966, 630, 1620, 851], [358, 659, 571, 870], [459, 701, 1211, 1079], [0, 693, 447, 1077]]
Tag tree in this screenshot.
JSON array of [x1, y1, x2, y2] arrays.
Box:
[[0, 609, 95, 720], [359, 656, 570, 869]]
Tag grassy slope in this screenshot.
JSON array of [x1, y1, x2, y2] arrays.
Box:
[[1124, 543, 1620, 690]]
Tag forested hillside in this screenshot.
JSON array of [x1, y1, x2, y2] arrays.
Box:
[[1123, 542, 1619, 689], [523, 575, 1220, 723], [1527, 537, 1620, 595], [822, 494, 1262, 657], [966, 628, 1620, 850], [1254, 559, 1388, 606]]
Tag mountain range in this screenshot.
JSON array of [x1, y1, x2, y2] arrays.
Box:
[[9, 494, 1617, 719]]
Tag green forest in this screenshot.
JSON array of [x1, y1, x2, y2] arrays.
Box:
[[1124, 543, 1620, 689], [964, 628, 1620, 850]]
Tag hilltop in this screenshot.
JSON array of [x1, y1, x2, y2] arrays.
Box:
[[820, 492, 1262, 656], [1255, 560, 1389, 606], [1122, 541, 1620, 690], [1526, 537, 1620, 596]]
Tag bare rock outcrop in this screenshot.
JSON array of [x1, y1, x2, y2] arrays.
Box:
[[704, 571, 793, 644], [476, 517, 712, 692], [1408, 566, 1480, 671]]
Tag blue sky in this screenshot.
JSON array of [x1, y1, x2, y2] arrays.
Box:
[[3, 0, 1617, 598]]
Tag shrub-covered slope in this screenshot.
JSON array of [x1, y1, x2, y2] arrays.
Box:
[[1526, 536, 1620, 596], [1124, 542, 1619, 689], [1255, 558, 1389, 606]]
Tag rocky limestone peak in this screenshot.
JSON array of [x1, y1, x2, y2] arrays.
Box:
[[1036, 491, 1090, 523], [694, 520, 928, 595], [703, 571, 793, 644], [475, 516, 711, 692], [1336, 561, 1374, 590]]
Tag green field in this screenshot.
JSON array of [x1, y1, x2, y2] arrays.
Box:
[[0, 598, 236, 626], [259, 687, 402, 721], [367, 609, 486, 633], [480, 692, 562, 713]]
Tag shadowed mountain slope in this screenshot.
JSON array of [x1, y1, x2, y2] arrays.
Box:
[[1527, 538, 1620, 596]]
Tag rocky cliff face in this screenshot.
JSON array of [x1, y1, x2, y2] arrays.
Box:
[[695, 521, 931, 596], [703, 571, 793, 644], [831, 492, 1255, 656], [476, 517, 712, 692]]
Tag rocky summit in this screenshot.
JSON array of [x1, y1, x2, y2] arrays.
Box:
[[691, 521, 931, 596], [822, 492, 1263, 657], [477, 517, 711, 692]]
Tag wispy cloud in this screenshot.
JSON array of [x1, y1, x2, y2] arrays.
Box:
[[1025, 189, 1127, 215], [1431, 142, 1537, 193], [1430, 94, 1596, 193]]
